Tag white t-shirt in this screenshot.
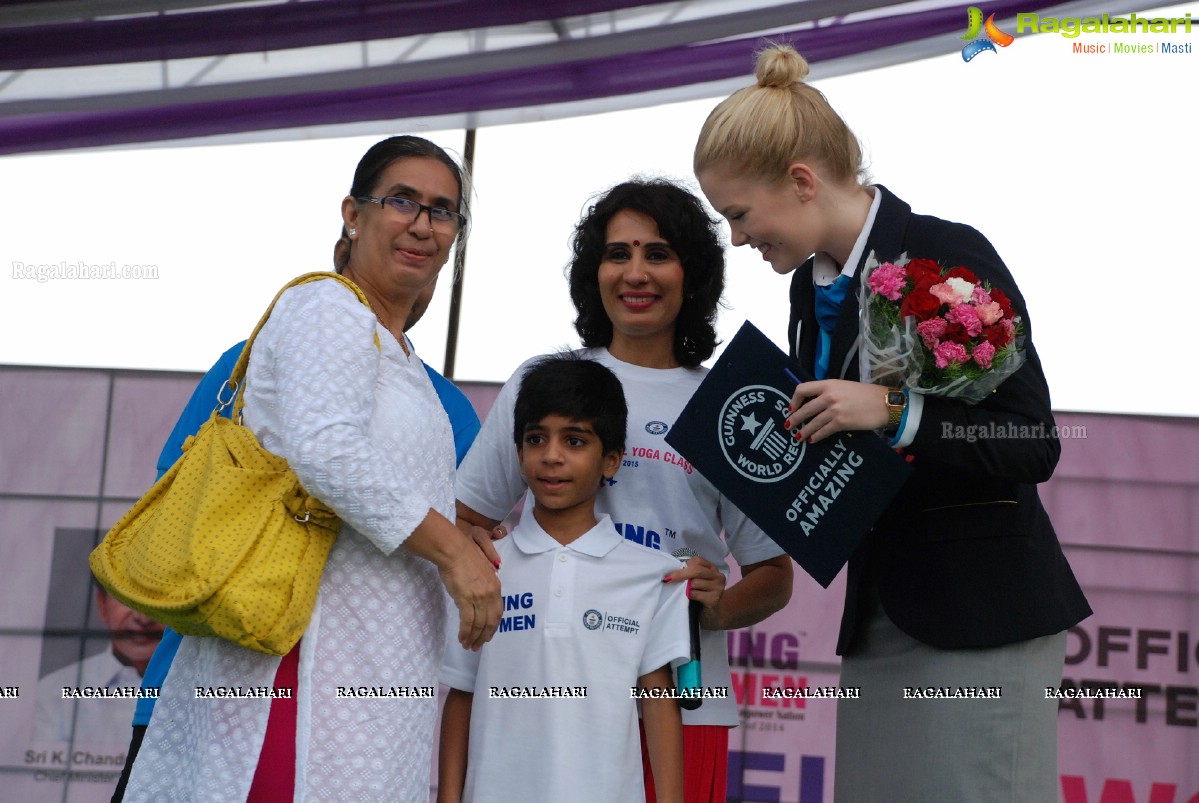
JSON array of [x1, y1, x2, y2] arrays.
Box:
[[456, 348, 786, 726], [441, 513, 689, 803]]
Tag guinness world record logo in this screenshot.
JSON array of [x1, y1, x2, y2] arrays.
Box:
[[716, 384, 805, 483]]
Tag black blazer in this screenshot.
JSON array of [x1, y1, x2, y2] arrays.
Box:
[[788, 186, 1091, 653]]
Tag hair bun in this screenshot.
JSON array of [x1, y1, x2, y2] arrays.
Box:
[[755, 43, 810, 88]]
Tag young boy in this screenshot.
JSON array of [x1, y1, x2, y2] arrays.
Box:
[[439, 354, 689, 803]]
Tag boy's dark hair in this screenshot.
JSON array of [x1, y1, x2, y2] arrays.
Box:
[[513, 354, 627, 455], [568, 177, 725, 368]]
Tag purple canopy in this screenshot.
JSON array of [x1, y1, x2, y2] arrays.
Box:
[[0, 0, 1091, 155]]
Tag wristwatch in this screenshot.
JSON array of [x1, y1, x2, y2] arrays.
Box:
[[884, 388, 907, 435]]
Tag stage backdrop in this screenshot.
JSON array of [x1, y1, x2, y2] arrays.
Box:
[[0, 363, 1194, 802]]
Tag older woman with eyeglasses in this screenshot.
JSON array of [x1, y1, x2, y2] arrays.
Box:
[[123, 136, 502, 803]]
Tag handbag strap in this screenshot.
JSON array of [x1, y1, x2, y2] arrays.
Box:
[[219, 272, 378, 420]]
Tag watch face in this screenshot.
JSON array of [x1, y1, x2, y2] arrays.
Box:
[[887, 391, 906, 407]]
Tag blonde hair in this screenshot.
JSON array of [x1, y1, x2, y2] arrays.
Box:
[[694, 43, 863, 184]]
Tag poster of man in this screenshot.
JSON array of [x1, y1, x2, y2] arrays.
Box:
[[0, 526, 166, 802], [34, 585, 163, 745]]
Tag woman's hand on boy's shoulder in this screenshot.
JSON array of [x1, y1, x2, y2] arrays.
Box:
[[455, 502, 508, 570]]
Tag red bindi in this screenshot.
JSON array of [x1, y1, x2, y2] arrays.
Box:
[[632, 240, 640, 247]]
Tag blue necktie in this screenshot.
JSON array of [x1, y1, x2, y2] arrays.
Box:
[[813, 273, 852, 380]]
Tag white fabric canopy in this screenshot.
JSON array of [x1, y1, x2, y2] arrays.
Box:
[[1, 0, 1157, 154]]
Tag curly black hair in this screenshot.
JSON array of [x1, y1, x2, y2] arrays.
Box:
[[568, 178, 725, 368]]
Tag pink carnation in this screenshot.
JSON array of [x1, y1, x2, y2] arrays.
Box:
[[972, 341, 997, 369], [867, 262, 907, 301], [916, 317, 947, 349], [972, 285, 992, 306], [946, 303, 983, 337], [1001, 318, 1016, 341], [933, 341, 969, 369], [929, 282, 959, 307], [976, 301, 1004, 327]]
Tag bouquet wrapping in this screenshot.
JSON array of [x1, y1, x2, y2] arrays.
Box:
[[858, 252, 1024, 405]]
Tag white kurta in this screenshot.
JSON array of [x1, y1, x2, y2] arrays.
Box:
[[125, 279, 455, 802]]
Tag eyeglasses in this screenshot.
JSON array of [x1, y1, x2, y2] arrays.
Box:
[[356, 195, 466, 231]]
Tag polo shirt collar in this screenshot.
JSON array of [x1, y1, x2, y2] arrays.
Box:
[[511, 512, 623, 558]]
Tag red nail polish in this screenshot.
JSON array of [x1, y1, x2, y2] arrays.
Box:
[[662, 574, 673, 583], [793, 430, 803, 441], [492, 559, 502, 570]]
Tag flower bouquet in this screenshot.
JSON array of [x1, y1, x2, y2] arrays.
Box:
[[858, 252, 1024, 404]]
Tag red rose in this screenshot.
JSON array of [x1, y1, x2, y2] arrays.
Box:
[[911, 271, 939, 293], [900, 287, 941, 321], [990, 287, 1015, 319], [905, 258, 941, 283], [983, 323, 1011, 348], [944, 265, 980, 284]]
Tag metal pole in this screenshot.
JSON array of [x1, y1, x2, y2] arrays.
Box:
[[443, 127, 475, 380]]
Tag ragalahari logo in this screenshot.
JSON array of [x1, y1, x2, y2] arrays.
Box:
[[961, 7, 1015, 61]]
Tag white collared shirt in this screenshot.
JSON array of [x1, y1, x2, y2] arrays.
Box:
[[442, 512, 689, 803], [810, 186, 923, 447]]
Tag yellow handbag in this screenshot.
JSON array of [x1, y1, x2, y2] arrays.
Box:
[[89, 272, 376, 656]]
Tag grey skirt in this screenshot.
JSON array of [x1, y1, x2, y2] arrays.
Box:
[[834, 589, 1067, 803]]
